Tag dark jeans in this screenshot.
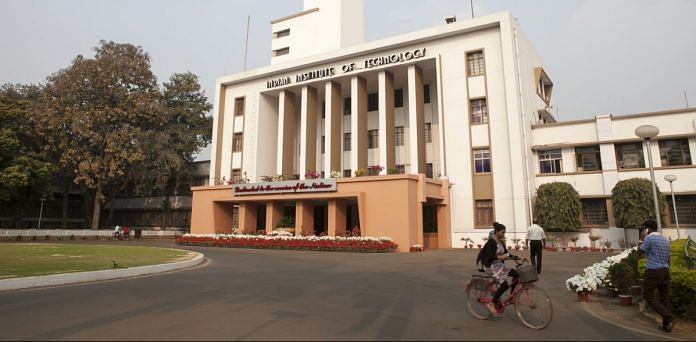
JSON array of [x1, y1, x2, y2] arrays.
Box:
[[493, 269, 519, 304], [529, 240, 543, 274], [643, 268, 674, 324]]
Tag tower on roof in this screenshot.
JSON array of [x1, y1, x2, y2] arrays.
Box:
[[270, 0, 364, 65]]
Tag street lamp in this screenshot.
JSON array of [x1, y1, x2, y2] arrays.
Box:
[[635, 125, 661, 233], [37, 196, 46, 230], [664, 174, 681, 239]]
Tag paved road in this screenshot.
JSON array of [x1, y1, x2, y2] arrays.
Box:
[[0, 242, 668, 340]]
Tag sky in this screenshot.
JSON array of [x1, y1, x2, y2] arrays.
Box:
[[2, 0, 695, 160]]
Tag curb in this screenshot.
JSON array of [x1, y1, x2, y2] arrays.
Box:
[[582, 295, 690, 341], [0, 252, 204, 292]]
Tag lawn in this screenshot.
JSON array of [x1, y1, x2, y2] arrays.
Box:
[[0, 243, 192, 279]]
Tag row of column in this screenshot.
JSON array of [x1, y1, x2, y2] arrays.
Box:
[[238, 200, 348, 236], [276, 65, 426, 178]]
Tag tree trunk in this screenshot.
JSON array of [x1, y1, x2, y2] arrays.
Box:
[[61, 182, 69, 229], [90, 183, 102, 230]]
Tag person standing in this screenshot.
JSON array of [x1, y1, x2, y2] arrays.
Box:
[[638, 219, 676, 332], [526, 220, 546, 274]]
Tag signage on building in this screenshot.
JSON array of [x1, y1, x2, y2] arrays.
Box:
[[266, 47, 427, 89], [233, 179, 337, 196]]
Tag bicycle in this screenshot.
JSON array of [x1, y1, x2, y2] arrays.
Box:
[[466, 257, 553, 329]]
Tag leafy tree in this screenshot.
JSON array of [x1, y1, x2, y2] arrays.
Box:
[[534, 182, 581, 247], [38, 41, 161, 229], [126, 72, 212, 197], [612, 178, 666, 243], [0, 83, 55, 227]]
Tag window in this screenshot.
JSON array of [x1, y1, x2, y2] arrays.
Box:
[[615, 142, 645, 169], [394, 89, 404, 108], [470, 98, 488, 124], [273, 29, 290, 38], [424, 123, 432, 143], [539, 149, 562, 174], [424, 84, 431, 104], [669, 195, 696, 225], [343, 97, 351, 115], [321, 101, 325, 119], [368, 129, 379, 149], [232, 206, 239, 228], [321, 136, 325, 154], [474, 148, 491, 174], [272, 47, 289, 57], [467, 51, 485, 77], [395, 126, 404, 146], [343, 169, 352, 177], [659, 139, 692, 166], [396, 165, 405, 174], [575, 145, 602, 172], [343, 133, 351, 151], [476, 200, 494, 227], [234, 97, 245, 116], [233, 133, 243, 152], [232, 169, 242, 182], [368, 93, 378, 111], [425, 163, 433, 178], [581, 199, 609, 226]]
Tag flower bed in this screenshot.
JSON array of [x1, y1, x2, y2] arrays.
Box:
[[566, 247, 637, 293], [176, 234, 398, 253]]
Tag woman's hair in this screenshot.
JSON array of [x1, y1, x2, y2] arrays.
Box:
[[493, 222, 506, 232]]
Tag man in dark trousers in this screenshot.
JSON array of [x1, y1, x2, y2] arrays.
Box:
[[526, 220, 546, 274], [638, 219, 676, 332]]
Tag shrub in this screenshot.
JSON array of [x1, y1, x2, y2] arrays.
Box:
[[276, 216, 295, 228], [534, 182, 581, 247], [612, 178, 666, 243], [609, 261, 635, 295]]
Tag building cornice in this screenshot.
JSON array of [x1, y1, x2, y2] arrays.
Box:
[[531, 107, 696, 129], [216, 12, 512, 87]]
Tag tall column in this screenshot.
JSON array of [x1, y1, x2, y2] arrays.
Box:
[[351, 76, 368, 175], [324, 81, 342, 176], [238, 202, 257, 234], [328, 199, 347, 237], [277, 90, 296, 177], [265, 201, 283, 233], [378, 70, 396, 174], [299, 86, 318, 179], [295, 200, 314, 236], [407, 65, 425, 174]]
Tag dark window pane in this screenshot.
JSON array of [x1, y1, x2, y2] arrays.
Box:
[[394, 89, 403, 108], [368, 93, 378, 111]]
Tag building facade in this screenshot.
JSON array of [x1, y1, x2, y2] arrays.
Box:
[[191, 1, 696, 251]]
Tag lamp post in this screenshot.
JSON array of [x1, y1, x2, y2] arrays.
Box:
[[664, 174, 681, 239], [635, 125, 661, 233], [37, 196, 46, 230]]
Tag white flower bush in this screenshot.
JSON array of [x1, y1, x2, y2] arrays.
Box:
[[565, 247, 637, 293], [183, 233, 394, 243], [268, 230, 294, 237]]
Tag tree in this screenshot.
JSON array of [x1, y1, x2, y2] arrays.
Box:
[[38, 41, 161, 230], [0, 83, 55, 227], [126, 72, 212, 197], [534, 182, 581, 247], [612, 178, 666, 243]]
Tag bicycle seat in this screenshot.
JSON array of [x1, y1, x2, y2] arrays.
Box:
[[472, 274, 493, 279]]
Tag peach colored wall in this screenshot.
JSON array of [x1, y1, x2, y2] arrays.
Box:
[[190, 175, 451, 252]]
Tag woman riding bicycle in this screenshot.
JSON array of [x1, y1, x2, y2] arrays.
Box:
[[479, 222, 522, 315]]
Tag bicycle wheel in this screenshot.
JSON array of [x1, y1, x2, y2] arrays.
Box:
[[514, 285, 553, 329], [466, 279, 493, 320]]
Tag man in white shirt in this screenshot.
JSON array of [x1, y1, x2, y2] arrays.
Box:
[[526, 220, 546, 274]]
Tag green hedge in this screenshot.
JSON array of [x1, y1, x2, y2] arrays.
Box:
[[638, 239, 696, 320]]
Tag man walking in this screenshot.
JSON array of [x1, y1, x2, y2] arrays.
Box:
[[638, 219, 676, 332], [526, 220, 545, 274]]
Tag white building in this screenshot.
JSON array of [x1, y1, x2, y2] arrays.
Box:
[[192, 0, 696, 250]]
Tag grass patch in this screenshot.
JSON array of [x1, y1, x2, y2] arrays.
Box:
[[0, 244, 191, 279]]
